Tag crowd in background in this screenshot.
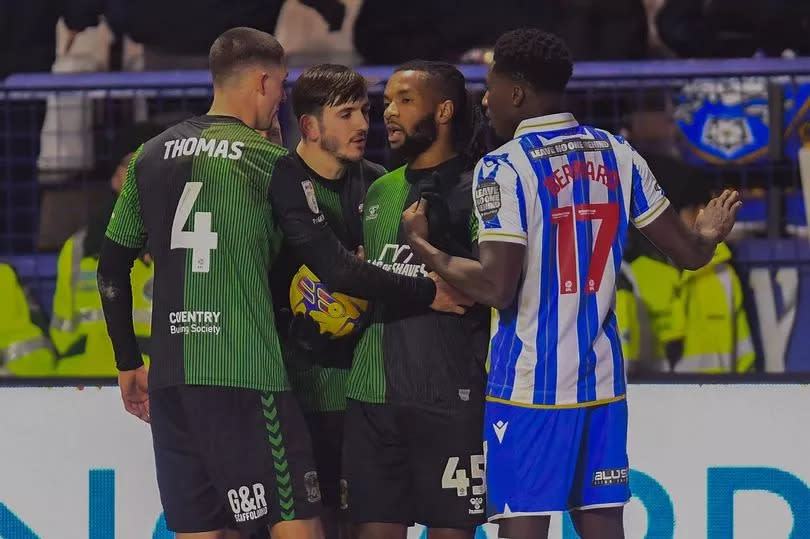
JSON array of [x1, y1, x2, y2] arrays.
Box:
[[2, 0, 810, 79], [2, 0, 809, 378]]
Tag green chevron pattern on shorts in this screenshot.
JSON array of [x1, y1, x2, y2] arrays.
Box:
[[262, 392, 295, 520]]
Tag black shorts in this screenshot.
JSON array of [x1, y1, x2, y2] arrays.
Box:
[[341, 399, 486, 529], [150, 385, 323, 533], [304, 410, 344, 509]]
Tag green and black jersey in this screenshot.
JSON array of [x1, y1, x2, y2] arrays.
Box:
[[270, 154, 385, 412], [348, 156, 489, 408], [105, 115, 289, 392]]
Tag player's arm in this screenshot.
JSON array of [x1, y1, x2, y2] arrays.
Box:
[[268, 156, 464, 313], [629, 151, 741, 270], [404, 156, 526, 310], [97, 147, 147, 372]]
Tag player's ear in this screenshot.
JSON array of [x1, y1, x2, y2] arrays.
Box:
[[512, 85, 525, 107], [436, 99, 454, 126], [258, 72, 270, 96], [298, 114, 319, 142]]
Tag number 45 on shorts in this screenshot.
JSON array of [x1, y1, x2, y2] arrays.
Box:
[[442, 454, 485, 497]]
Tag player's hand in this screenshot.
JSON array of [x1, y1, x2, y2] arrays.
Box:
[[403, 198, 430, 241], [355, 245, 365, 261], [118, 365, 150, 423], [429, 272, 473, 315], [694, 189, 742, 244], [289, 312, 333, 354]]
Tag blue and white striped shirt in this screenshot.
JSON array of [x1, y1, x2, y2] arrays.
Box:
[[474, 113, 669, 407]]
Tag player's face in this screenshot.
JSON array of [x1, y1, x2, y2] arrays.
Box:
[[256, 65, 288, 131], [383, 70, 438, 162], [318, 97, 370, 163], [482, 63, 517, 140]]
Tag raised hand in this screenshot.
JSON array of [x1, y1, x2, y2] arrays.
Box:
[[694, 189, 743, 244]]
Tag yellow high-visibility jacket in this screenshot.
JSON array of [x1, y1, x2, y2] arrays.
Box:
[[678, 242, 755, 373], [0, 263, 56, 375], [50, 229, 153, 376]]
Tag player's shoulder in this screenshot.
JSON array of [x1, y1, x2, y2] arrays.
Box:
[[136, 122, 186, 161], [581, 125, 637, 158], [358, 158, 387, 180], [367, 164, 406, 194], [474, 140, 526, 184], [345, 158, 387, 188], [269, 153, 305, 189]]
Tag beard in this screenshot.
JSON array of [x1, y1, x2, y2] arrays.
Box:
[[318, 119, 363, 164], [319, 133, 358, 165], [387, 113, 438, 169]]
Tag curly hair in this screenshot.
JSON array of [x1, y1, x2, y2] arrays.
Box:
[[492, 29, 573, 94]]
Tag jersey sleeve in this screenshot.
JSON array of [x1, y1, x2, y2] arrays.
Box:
[[106, 145, 147, 248], [269, 155, 330, 246], [474, 154, 528, 245], [630, 150, 670, 229]]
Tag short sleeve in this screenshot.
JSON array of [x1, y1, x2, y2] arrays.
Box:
[[106, 146, 147, 248], [630, 150, 670, 229], [473, 154, 528, 245], [269, 155, 329, 246]]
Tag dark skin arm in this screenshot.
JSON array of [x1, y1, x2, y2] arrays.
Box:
[[641, 189, 742, 270], [404, 200, 525, 310], [404, 189, 742, 309]]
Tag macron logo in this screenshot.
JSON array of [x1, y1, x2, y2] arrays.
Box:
[[493, 420, 508, 443]]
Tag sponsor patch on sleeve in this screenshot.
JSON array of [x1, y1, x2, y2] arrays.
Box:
[[301, 180, 320, 214], [475, 181, 501, 221]]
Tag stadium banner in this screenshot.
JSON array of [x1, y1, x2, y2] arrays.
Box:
[[0, 384, 808, 539]]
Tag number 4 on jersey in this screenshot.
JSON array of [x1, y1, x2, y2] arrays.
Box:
[[171, 182, 218, 273]]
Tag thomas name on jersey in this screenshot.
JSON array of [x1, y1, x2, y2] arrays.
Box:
[[168, 310, 222, 336], [162, 137, 245, 161]]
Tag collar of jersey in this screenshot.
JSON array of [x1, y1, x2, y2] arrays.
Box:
[[514, 112, 578, 137]]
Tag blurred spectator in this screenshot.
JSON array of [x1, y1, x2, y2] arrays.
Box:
[[0, 263, 56, 376], [656, 0, 810, 58], [275, 0, 363, 66], [0, 1, 67, 251], [353, 0, 553, 64], [63, 0, 285, 69], [0, 0, 61, 78], [621, 154, 756, 373], [624, 230, 686, 372], [615, 262, 655, 374], [553, 0, 649, 60], [49, 124, 160, 376], [50, 231, 153, 376]]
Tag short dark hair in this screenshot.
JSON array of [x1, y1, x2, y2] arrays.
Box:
[[394, 60, 488, 167], [290, 64, 368, 118], [209, 27, 285, 86], [493, 29, 573, 94]]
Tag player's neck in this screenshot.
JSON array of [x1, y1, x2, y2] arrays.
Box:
[[520, 95, 566, 126], [409, 137, 457, 170], [296, 141, 346, 180], [208, 94, 255, 128]]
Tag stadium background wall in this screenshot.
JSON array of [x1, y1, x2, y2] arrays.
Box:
[[0, 385, 808, 538]]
